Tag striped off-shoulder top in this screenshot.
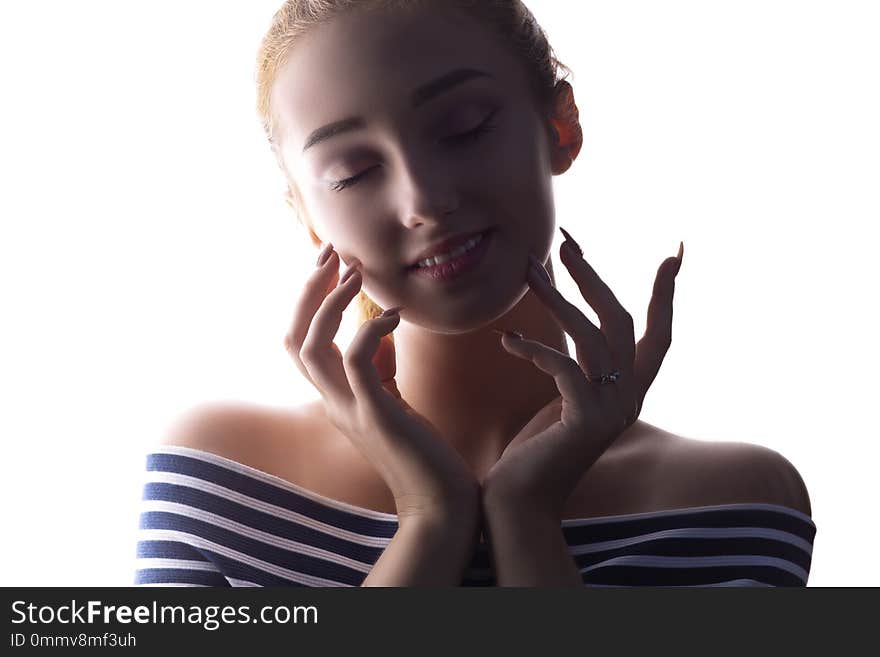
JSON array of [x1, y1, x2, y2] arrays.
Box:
[[134, 445, 816, 587]]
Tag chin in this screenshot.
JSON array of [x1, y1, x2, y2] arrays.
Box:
[[397, 278, 530, 335]]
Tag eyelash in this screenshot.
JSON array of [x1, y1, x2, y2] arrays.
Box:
[[328, 111, 499, 193]]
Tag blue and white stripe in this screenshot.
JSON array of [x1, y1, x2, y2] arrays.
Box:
[[134, 445, 816, 587]]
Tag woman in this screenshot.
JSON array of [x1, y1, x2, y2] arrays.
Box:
[[135, 0, 815, 587]]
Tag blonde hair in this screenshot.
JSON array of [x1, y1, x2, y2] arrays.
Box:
[[256, 0, 571, 325]]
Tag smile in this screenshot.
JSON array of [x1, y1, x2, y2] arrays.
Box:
[[407, 228, 494, 283], [414, 231, 487, 268]]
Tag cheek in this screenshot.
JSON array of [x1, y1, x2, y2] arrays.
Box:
[[301, 188, 382, 251], [481, 119, 549, 194], [337, 228, 382, 264], [481, 143, 555, 257], [484, 134, 553, 219]]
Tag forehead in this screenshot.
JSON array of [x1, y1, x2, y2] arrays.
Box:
[[271, 5, 531, 150]]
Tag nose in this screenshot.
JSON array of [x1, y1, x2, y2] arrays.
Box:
[[397, 155, 459, 228]]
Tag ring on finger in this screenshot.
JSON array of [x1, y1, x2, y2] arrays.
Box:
[[586, 369, 621, 385]]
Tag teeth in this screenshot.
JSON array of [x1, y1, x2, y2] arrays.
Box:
[[416, 232, 484, 268]]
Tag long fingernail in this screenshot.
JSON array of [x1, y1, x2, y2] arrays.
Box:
[[491, 328, 523, 340], [339, 260, 361, 284], [528, 253, 553, 286], [316, 242, 334, 267], [559, 226, 583, 257], [674, 241, 684, 275], [380, 305, 404, 317]]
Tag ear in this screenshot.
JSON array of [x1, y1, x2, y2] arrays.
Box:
[[546, 81, 583, 175]]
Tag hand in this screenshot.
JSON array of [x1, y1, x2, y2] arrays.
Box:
[[482, 229, 684, 520], [283, 243, 480, 523]]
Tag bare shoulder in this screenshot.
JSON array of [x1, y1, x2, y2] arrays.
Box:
[[662, 431, 813, 517], [156, 398, 324, 475], [157, 398, 396, 513]]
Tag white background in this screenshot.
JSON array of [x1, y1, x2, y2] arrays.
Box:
[[1, 1, 876, 586]]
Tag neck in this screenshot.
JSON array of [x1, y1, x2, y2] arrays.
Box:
[[393, 288, 568, 479]]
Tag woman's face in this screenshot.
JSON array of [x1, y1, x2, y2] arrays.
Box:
[[272, 5, 566, 332]]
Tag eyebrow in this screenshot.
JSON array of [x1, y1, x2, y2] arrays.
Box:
[[301, 67, 494, 153]]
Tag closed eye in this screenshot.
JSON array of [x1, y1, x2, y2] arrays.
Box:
[[441, 108, 499, 146], [328, 109, 500, 193], [327, 167, 377, 193]]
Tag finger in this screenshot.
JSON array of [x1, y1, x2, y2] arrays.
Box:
[[496, 331, 595, 425], [299, 258, 364, 403], [634, 246, 682, 403], [344, 307, 406, 417], [283, 246, 341, 385], [557, 232, 636, 378], [557, 242, 638, 416], [526, 256, 616, 405]]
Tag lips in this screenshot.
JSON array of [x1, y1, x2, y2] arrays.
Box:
[[407, 228, 492, 269]]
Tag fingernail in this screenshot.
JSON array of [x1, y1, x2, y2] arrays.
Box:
[[491, 328, 523, 340], [559, 226, 583, 256], [528, 253, 553, 286], [339, 260, 361, 285], [380, 305, 404, 317], [674, 241, 684, 276], [316, 242, 334, 267]]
